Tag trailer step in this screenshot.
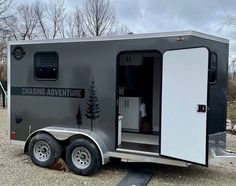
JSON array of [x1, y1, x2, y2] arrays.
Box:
[[109, 151, 189, 167], [209, 149, 236, 164], [117, 170, 153, 186]]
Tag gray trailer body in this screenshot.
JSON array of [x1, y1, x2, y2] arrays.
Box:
[[8, 31, 229, 168]]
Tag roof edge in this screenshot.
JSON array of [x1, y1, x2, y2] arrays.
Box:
[[190, 30, 229, 44], [8, 30, 229, 45]]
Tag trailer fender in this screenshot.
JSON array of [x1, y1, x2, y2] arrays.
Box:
[[24, 126, 110, 165]]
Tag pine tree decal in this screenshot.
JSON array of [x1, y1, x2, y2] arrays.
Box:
[[85, 77, 100, 131], [76, 105, 83, 128]]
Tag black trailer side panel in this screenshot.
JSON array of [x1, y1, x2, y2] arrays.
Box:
[[207, 40, 228, 134], [10, 34, 228, 152], [10, 41, 120, 150]]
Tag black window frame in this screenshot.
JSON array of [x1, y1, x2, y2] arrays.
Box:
[[34, 51, 59, 81]]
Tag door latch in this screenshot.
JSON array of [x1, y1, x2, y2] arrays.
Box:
[[197, 105, 207, 113]]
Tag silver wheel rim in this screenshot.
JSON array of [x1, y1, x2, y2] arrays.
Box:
[[33, 141, 51, 162], [72, 146, 91, 169]]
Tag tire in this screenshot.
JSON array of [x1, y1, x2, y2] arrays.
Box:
[[28, 133, 62, 168], [66, 138, 101, 176]]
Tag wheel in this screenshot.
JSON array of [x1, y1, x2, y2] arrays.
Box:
[[28, 133, 62, 168], [66, 138, 101, 176]]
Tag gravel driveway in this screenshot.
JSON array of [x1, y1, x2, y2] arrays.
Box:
[[1, 108, 236, 186]]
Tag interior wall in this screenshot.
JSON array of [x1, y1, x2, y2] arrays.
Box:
[[119, 54, 142, 66], [118, 52, 161, 133], [152, 56, 161, 132]]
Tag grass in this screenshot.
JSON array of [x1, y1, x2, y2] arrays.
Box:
[[227, 103, 236, 122]]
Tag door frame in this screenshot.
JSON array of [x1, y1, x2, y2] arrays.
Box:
[[159, 47, 210, 166], [115, 50, 163, 149]]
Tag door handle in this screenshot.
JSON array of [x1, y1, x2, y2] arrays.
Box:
[[197, 104, 206, 113]]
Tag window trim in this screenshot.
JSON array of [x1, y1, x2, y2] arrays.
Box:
[[34, 51, 59, 81]]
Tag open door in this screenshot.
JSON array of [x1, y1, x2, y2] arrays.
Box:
[[160, 47, 209, 165]]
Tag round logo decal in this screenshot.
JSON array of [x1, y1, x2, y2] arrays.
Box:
[[12, 46, 25, 60]]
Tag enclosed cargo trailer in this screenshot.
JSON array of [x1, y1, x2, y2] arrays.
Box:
[[8, 31, 230, 175]]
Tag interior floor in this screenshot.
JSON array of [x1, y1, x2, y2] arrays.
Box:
[[118, 141, 159, 154], [122, 132, 159, 145]]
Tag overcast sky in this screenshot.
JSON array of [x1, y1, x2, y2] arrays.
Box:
[[67, 0, 236, 54], [25, 0, 236, 54], [67, 0, 235, 37]]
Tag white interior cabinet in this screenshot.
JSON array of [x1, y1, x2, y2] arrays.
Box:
[[119, 97, 140, 132]]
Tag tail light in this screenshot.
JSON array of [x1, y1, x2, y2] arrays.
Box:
[[10, 132, 16, 140]]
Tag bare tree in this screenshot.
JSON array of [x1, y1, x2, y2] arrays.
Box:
[[228, 80, 236, 103], [0, 62, 4, 80], [47, 0, 67, 39], [4, 0, 128, 40], [0, 34, 7, 81], [5, 2, 40, 40], [58, 16, 66, 38], [229, 57, 236, 80], [33, 0, 67, 39], [221, 15, 236, 52], [0, 28, 10, 63], [0, 0, 13, 47], [82, 0, 116, 36], [67, 7, 85, 38], [0, 0, 13, 21], [0, 61, 6, 81], [0, 0, 130, 82], [109, 24, 130, 35], [4, 16, 17, 40], [0, 0, 13, 82], [223, 15, 236, 28], [34, 0, 49, 39], [74, 8, 85, 37], [0, 37, 7, 81], [17, 3, 39, 40], [219, 15, 236, 82]]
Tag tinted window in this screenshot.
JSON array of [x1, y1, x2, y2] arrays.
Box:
[[209, 53, 217, 84], [34, 52, 59, 80]]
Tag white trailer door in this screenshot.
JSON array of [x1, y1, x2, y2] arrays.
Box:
[[160, 47, 209, 165]]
